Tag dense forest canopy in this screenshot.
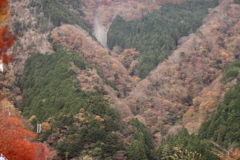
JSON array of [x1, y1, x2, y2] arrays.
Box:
[[157, 59, 240, 160], [4, 0, 240, 159], [20, 44, 126, 159], [28, 0, 90, 32], [20, 45, 156, 159], [199, 60, 240, 147], [21, 45, 111, 121], [108, 0, 218, 78]]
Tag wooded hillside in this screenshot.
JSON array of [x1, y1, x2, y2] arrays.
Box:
[[4, 0, 240, 159]]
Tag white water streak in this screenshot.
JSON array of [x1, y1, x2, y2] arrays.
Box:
[[93, 13, 108, 49]]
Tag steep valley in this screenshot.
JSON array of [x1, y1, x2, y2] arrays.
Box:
[[124, 0, 240, 136], [1, 0, 240, 159]]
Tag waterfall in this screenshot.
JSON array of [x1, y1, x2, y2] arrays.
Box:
[[93, 13, 109, 49]]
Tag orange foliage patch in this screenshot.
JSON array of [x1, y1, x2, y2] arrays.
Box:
[[0, 0, 14, 101], [33, 143, 51, 160], [0, 107, 36, 160], [0, 0, 14, 64], [0, 0, 14, 63], [0, 104, 51, 160], [0, 0, 9, 23], [0, 26, 14, 63]]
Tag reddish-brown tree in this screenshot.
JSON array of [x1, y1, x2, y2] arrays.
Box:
[[0, 104, 52, 160], [0, 107, 36, 160], [0, 26, 14, 63], [0, 0, 14, 101], [0, 0, 14, 65], [32, 143, 51, 160], [0, 0, 8, 23]]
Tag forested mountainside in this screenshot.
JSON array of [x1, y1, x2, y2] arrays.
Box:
[[124, 0, 240, 137], [1, 0, 240, 159], [156, 59, 240, 160], [0, 0, 50, 159], [108, 0, 218, 78]]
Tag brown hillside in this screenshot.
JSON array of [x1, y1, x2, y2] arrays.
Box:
[[8, 0, 53, 78], [8, 0, 240, 145], [124, 0, 240, 138], [51, 24, 135, 117], [82, 0, 199, 29]]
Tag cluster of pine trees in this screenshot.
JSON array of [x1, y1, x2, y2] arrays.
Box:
[[108, 0, 218, 78], [156, 59, 240, 160], [28, 0, 89, 32], [20, 44, 126, 159]]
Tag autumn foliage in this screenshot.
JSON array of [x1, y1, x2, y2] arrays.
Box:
[[0, 0, 14, 64], [33, 143, 51, 160], [0, 26, 14, 63], [0, 102, 52, 160], [124, 0, 240, 136], [0, 106, 36, 160], [51, 25, 136, 98], [0, 0, 8, 23], [0, 1, 51, 159]]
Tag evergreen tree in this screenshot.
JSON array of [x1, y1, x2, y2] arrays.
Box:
[[108, 0, 218, 78]]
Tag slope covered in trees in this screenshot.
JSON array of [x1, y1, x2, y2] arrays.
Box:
[[50, 24, 136, 100], [7, 0, 240, 159], [21, 44, 115, 121], [108, 0, 218, 78], [199, 60, 240, 146], [28, 0, 89, 32], [20, 44, 127, 159], [156, 128, 218, 160], [127, 118, 154, 160], [156, 59, 240, 160], [20, 42, 156, 159], [0, 1, 51, 159], [124, 0, 240, 138]]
